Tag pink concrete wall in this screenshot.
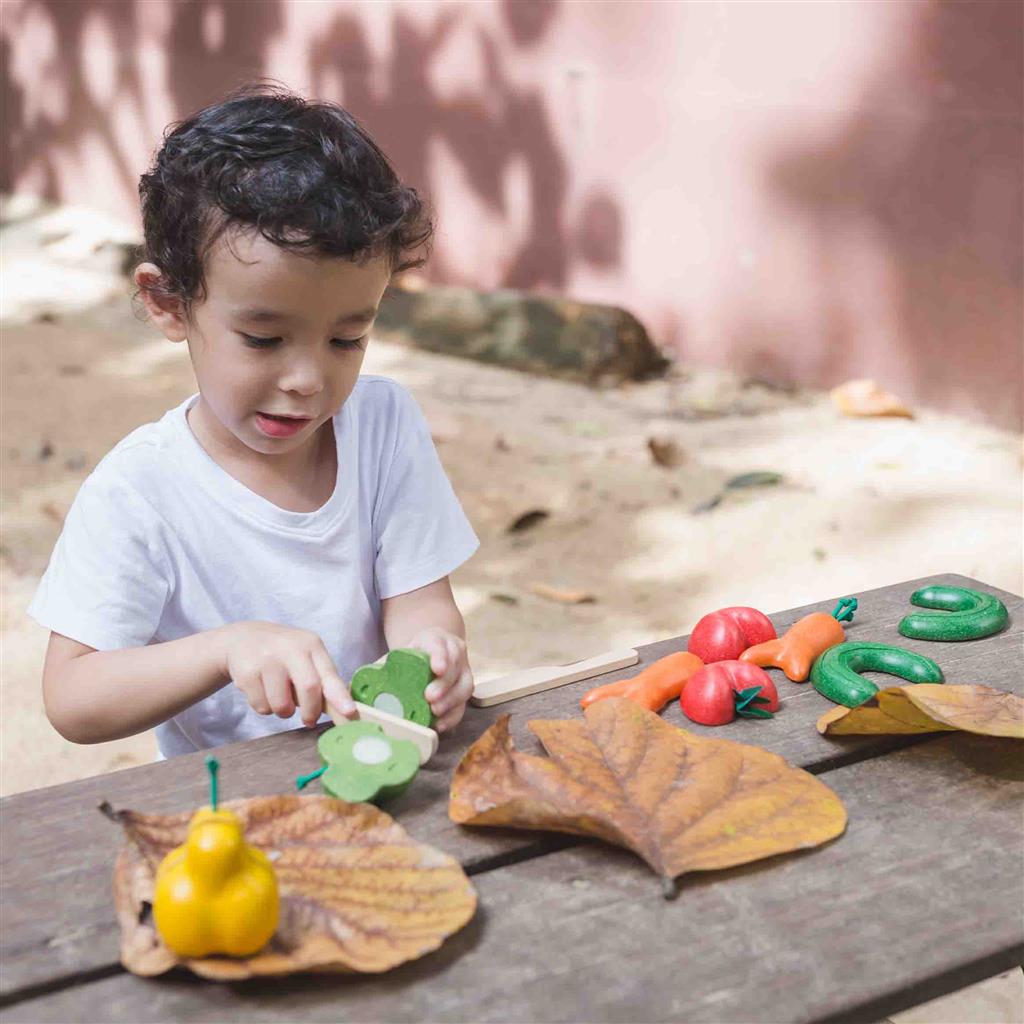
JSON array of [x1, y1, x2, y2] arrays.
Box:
[[3, 0, 1021, 428]]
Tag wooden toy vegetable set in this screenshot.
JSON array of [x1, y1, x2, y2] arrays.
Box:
[[580, 585, 1011, 720], [103, 583, 1020, 980]]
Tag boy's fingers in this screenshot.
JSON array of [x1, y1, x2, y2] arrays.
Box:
[[262, 665, 295, 719], [313, 649, 356, 717], [289, 653, 324, 728], [425, 640, 452, 700], [236, 670, 272, 715], [432, 666, 473, 717], [427, 642, 448, 680], [435, 703, 466, 734], [444, 636, 463, 681]]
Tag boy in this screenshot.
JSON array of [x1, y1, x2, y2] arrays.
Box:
[[28, 88, 479, 757]]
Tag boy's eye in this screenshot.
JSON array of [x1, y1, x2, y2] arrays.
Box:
[[239, 333, 366, 351], [331, 336, 367, 352], [240, 333, 281, 348]]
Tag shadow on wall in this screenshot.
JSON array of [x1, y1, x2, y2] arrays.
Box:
[[307, 0, 617, 290], [741, 0, 1023, 428], [1, 0, 624, 296], [0, 0, 286, 202]]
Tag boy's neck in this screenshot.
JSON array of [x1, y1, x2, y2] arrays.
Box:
[[186, 398, 337, 513]]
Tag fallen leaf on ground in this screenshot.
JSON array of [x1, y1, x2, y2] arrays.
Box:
[[104, 795, 476, 979], [817, 684, 1024, 738], [647, 436, 687, 468], [691, 494, 723, 514], [726, 471, 784, 489], [830, 379, 914, 418], [690, 471, 784, 514], [530, 583, 597, 604], [41, 501, 65, 523], [449, 698, 846, 891], [507, 509, 550, 533]]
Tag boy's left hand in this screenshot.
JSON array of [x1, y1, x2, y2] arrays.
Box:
[[408, 627, 474, 733]]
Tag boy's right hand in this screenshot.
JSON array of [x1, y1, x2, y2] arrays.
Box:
[[220, 621, 357, 728]]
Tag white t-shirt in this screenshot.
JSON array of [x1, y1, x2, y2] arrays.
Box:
[[28, 377, 479, 758]]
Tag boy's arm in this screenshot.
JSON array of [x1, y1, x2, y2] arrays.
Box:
[[42, 630, 233, 744], [380, 577, 466, 647], [381, 577, 472, 732], [42, 618, 357, 744]]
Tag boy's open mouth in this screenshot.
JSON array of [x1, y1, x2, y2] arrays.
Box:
[[255, 412, 313, 438]]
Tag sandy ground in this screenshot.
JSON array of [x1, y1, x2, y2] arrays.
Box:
[[1, 198, 1022, 1016]]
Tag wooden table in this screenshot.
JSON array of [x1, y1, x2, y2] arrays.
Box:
[[2, 573, 1021, 1023]]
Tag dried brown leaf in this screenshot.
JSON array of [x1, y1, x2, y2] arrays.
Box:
[[449, 698, 846, 885], [647, 436, 686, 468], [107, 794, 476, 979], [530, 582, 597, 604], [507, 509, 550, 533], [818, 684, 1024, 738], [830, 378, 914, 418]]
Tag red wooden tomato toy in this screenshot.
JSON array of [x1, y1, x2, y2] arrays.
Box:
[[687, 606, 777, 663], [679, 661, 779, 726]]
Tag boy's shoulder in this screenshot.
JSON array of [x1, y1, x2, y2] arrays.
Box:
[[350, 374, 416, 409], [348, 375, 425, 432], [80, 398, 188, 504]]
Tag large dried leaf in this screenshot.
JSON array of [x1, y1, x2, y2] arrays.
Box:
[[106, 794, 476, 979], [818, 684, 1024, 739], [449, 698, 846, 887]]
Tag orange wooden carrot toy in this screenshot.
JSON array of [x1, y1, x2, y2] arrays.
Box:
[[740, 597, 858, 682], [580, 651, 704, 712]]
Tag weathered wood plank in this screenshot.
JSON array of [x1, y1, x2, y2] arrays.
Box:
[[0, 574, 1018, 999], [5, 733, 1021, 1023]]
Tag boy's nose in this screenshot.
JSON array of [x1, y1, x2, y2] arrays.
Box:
[[279, 360, 326, 396]]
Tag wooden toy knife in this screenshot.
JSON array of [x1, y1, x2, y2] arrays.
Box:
[[470, 648, 640, 707]]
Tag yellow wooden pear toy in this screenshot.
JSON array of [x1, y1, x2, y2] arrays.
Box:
[[152, 758, 279, 958]]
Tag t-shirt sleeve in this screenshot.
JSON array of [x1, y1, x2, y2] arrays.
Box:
[[373, 389, 479, 600], [26, 469, 172, 650]]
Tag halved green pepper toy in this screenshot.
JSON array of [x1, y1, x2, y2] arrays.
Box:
[[351, 648, 435, 727], [296, 721, 420, 804]]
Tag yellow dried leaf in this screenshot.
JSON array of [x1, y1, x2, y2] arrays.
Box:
[[106, 795, 476, 980], [817, 684, 1024, 739], [530, 582, 597, 604], [449, 698, 846, 886], [830, 378, 914, 418]]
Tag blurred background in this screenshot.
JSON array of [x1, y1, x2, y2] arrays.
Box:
[[0, 6, 1020, 765], [1, 4, 1022, 1016], [3, 0, 1021, 425]]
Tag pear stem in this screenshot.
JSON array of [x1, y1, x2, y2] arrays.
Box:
[[206, 757, 219, 811]]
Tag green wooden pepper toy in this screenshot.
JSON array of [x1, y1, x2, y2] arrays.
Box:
[[898, 585, 1009, 642], [811, 641, 944, 708], [351, 649, 435, 727], [296, 721, 420, 804]]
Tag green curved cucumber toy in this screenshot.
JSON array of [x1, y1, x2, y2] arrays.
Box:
[[811, 641, 944, 708], [296, 721, 420, 804], [898, 585, 1009, 642], [351, 648, 435, 727]]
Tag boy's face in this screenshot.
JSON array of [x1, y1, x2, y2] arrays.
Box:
[[139, 228, 391, 459]]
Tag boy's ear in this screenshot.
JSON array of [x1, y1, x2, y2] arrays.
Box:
[[134, 263, 189, 342]]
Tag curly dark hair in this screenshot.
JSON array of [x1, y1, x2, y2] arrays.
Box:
[[137, 85, 432, 308]]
